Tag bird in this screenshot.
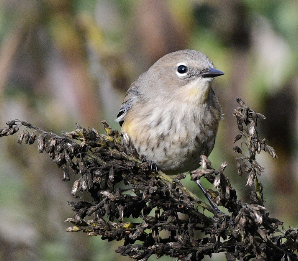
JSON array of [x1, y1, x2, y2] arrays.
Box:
[[116, 49, 224, 175]]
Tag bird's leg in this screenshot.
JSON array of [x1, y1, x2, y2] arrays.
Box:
[[196, 179, 223, 214], [142, 158, 159, 172]]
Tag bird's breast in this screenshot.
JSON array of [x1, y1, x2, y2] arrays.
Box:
[[122, 97, 221, 174]]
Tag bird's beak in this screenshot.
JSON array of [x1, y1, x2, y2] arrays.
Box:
[[201, 68, 224, 78]]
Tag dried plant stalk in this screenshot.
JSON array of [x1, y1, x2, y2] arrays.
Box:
[[0, 99, 297, 261]]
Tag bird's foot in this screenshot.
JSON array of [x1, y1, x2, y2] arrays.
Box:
[[142, 158, 159, 173]]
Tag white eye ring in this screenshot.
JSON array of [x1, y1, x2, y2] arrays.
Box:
[[176, 63, 188, 77]]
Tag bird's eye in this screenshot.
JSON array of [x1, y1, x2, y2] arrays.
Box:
[[177, 64, 188, 75]]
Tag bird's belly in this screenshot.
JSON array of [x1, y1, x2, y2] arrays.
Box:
[[129, 116, 218, 174], [122, 101, 221, 175], [137, 128, 216, 174]]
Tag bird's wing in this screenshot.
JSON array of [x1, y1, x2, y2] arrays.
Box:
[[116, 98, 133, 126], [115, 84, 141, 126]]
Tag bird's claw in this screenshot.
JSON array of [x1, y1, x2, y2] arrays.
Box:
[[142, 158, 159, 172]]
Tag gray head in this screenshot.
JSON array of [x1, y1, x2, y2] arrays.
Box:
[[136, 49, 223, 97]]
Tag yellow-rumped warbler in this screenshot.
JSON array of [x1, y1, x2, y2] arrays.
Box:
[[116, 50, 223, 174]]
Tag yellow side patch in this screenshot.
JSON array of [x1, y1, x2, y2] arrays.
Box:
[[122, 119, 139, 138]]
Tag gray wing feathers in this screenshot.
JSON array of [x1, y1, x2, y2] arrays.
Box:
[[116, 83, 142, 126], [116, 98, 133, 126]]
